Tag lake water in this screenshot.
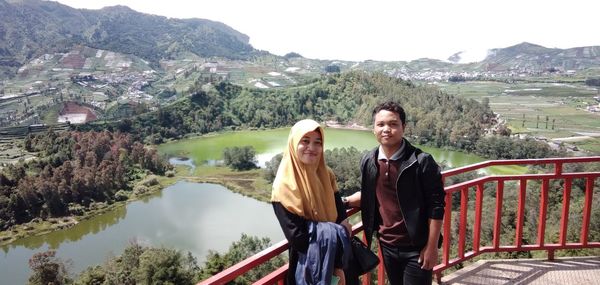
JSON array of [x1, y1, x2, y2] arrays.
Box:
[[0, 182, 284, 285], [159, 128, 523, 174], [169, 157, 196, 172]]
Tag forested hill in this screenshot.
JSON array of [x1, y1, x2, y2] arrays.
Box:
[[0, 0, 256, 76], [86, 72, 496, 151], [0, 131, 171, 231]]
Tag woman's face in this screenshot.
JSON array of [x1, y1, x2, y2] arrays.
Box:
[[296, 130, 323, 166]]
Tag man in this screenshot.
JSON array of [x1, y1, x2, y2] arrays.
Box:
[[343, 101, 445, 285]]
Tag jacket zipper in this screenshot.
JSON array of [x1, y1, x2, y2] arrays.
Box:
[[394, 157, 418, 246]]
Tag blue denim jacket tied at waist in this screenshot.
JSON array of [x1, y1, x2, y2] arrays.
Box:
[[295, 221, 351, 285]]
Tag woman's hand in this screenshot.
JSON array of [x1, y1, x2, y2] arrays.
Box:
[[340, 219, 352, 237], [333, 268, 346, 285]]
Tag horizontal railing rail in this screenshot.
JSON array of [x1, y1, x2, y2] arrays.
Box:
[[198, 156, 600, 285]]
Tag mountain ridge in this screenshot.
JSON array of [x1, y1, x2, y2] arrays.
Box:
[[1, 0, 599, 80], [0, 0, 257, 77], [454, 42, 600, 72]]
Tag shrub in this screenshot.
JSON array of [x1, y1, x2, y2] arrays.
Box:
[[133, 185, 149, 195], [223, 146, 258, 171], [114, 190, 129, 201]]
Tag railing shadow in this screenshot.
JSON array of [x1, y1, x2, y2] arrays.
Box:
[[440, 256, 600, 285]]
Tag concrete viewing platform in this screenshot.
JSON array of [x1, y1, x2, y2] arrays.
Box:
[[437, 256, 600, 285]]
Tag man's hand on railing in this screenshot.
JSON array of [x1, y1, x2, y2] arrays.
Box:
[[344, 192, 361, 208]]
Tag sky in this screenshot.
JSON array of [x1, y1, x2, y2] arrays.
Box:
[[53, 0, 600, 62]]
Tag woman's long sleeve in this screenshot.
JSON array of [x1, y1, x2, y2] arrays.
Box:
[[272, 202, 309, 253], [272, 194, 347, 255], [334, 192, 348, 223]]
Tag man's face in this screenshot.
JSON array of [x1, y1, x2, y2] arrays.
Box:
[[373, 110, 405, 149]]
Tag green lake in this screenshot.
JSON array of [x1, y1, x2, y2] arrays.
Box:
[[159, 128, 523, 174]]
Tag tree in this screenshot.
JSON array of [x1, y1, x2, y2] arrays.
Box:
[[585, 77, 600, 87], [325, 147, 365, 195], [448, 75, 466, 82], [325, 65, 341, 73], [198, 234, 285, 284], [263, 153, 283, 183], [136, 248, 197, 285], [73, 265, 106, 285], [283, 52, 303, 59], [28, 250, 71, 285], [223, 146, 258, 171], [101, 241, 145, 285]]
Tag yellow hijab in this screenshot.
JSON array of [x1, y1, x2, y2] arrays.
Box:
[[271, 119, 338, 222]]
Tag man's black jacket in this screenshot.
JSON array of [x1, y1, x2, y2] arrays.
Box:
[[360, 139, 445, 248]]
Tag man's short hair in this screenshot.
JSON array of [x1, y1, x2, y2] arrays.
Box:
[[372, 101, 406, 124]]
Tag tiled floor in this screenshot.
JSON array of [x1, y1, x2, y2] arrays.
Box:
[[438, 257, 600, 285]]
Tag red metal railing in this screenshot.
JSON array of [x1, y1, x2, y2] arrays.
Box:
[[199, 156, 600, 285], [435, 156, 600, 282]]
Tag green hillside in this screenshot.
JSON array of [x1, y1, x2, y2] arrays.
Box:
[[0, 0, 256, 77]]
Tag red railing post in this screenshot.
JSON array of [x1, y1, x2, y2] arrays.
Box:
[[559, 178, 572, 245], [442, 190, 452, 265], [458, 186, 469, 258], [473, 184, 483, 253], [581, 177, 595, 245], [361, 233, 371, 285], [555, 162, 563, 175], [538, 179, 549, 246], [493, 180, 504, 249], [515, 179, 527, 248]]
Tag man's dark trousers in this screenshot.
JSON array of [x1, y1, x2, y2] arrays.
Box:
[[380, 241, 432, 285]]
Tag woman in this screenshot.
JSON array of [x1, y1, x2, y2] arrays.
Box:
[[271, 119, 352, 285]]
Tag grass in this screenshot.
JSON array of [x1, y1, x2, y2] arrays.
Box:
[[175, 164, 272, 202], [41, 104, 61, 125], [504, 105, 600, 136], [437, 81, 600, 153], [573, 138, 600, 154]]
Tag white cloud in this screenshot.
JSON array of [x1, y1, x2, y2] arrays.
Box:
[[450, 49, 491, 63]]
